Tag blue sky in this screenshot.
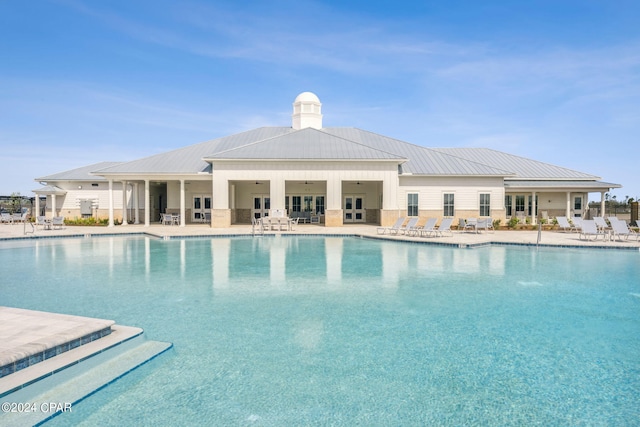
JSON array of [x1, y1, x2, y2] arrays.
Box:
[[1, 0, 639, 202]]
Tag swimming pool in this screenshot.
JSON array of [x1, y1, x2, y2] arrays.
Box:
[[1, 235, 639, 425]]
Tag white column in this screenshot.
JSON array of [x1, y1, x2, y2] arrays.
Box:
[[134, 183, 140, 224], [270, 179, 286, 211], [51, 195, 57, 218], [180, 179, 186, 227], [35, 195, 40, 218], [600, 191, 606, 217], [108, 179, 114, 227], [531, 191, 537, 225], [144, 179, 150, 227], [326, 177, 342, 210], [121, 181, 128, 225], [565, 192, 571, 218]]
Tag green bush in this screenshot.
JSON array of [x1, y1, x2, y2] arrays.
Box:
[[507, 217, 519, 228]]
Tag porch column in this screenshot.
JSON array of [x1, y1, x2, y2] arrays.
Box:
[[531, 191, 537, 225], [380, 175, 400, 227], [51, 195, 57, 218], [180, 179, 186, 227], [121, 181, 128, 225], [600, 191, 606, 217], [108, 179, 114, 227], [270, 179, 285, 212], [144, 179, 150, 227], [35, 195, 40, 218], [134, 183, 140, 224], [211, 174, 230, 227], [565, 192, 571, 218], [325, 177, 343, 227]]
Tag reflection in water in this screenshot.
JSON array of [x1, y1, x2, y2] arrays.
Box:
[[213, 239, 230, 289], [325, 238, 342, 286]]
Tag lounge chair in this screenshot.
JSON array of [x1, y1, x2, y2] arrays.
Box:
[[392, 217, 418, 235], [377, 217, 405, 235], [477, 218, 494, 233], [1, 212, 13, 224], [556, 216, 578, 233], [593, 217, 609, 231], [52, 216, 65, 230], [579, 220, 605, 241], [406, 218, 426, 237], [425, 218, 453, 237], [418, 218, 438, 237], [609, 218, 639, 241]]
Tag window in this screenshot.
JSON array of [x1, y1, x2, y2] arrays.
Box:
[[515, 195, 525, 213], [505, 195, 512, 216], [574, 196, 582, 217], [479, 193, 490, 217], [443, 193, 454, 217], [303, 196, 313, 212], [292, 196, 301, 213], [315, 196, 325, 214], [407, 193, 418, 217]]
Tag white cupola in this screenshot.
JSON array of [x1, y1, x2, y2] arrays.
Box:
[[292, 92, 323, 130]]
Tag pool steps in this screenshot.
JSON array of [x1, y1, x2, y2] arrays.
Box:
[[0, 316, 172, 426]]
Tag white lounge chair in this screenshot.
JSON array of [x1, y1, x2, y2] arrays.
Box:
[[392, 217, 418, 235], [1, 212, 13, 224], [593, 217, 609, 231], [406, 218, 426, 237], [477, 218, 494, 233], [425, 218, 454, 237], [418, 218, 438, 237], [610, 218, 639, 241], [377, 217, 405, 235], [579, 220, 605, 241], [556, 216, 578, 233]]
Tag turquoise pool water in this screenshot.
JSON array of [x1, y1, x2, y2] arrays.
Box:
[[1, 236, 639, 425]]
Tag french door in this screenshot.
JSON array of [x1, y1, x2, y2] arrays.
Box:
[[252, 195, 271, 219], [192, 195, 211, 222], [344, 195, 365, 222]]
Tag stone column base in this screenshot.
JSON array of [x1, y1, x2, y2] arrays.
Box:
[[380, 210, 401, 227], [324, 209, 343, 227], [211, 209, 231, 228]]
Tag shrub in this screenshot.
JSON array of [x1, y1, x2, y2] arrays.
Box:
[[507, 217, 519, 228]]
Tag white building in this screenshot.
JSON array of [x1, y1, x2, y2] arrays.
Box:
[[34, 92, 620, 227]]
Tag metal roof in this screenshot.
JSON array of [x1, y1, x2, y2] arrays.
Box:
[[32, 185, 67, 195], [323, 128, 514, 176], [429, 148, 600, 180], [35, 162, 122, 181], [97, 128, 297, 174], [504, 180, 621, 189], [207, 128, 406, 161]]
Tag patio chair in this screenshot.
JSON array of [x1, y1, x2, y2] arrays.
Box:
[[392, 217, 418, 235], [377, 217, 405, 235], [458, 218, 476, 233], [52, 216, 65, 230], [477, 218, 494, 233], [161, 213, 173, 225], [406, 218, 426, 237], [609, 218, 639, 242], [289, 217, 299, 231], [35, 216, 50, 230], [593, 217, 609, 231], [579, 220, 605, 241], [556, 216, 578, 233], [12, 212, 28, 223], [427, 217, 454, 237], [418, 218, 438, 237], [1, 212, 13, 224]]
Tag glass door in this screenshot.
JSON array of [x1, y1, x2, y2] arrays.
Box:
[[252, 195, 270, 219], [192, 195, 211, 222], [344, 195, 365, 222]]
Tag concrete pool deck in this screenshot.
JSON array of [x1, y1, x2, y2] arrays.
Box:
[[1, 222, 639, 249]]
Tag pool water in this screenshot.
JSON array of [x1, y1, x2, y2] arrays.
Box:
[[1, 236, 639, 425]]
